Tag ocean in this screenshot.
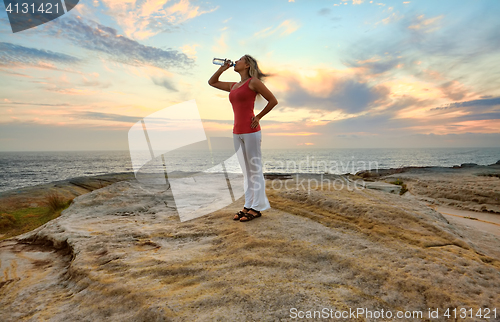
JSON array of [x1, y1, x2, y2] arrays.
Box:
[[1, 147, 499, 194]]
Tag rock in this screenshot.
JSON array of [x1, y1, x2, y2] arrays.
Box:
[[1, 173, 499, 321], [460, 163, 478, 168], [363, 181, 402, 194], [263, 173, 293, 180]]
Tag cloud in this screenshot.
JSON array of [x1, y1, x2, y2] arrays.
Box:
[[315, 95, 500, 138], [339, 7, 500, 96], [267, 132, 320, 136], [279, 20, 300, 36], [0, 69, 32, 77], [408, 14, 443, 33], [165, 0, 216, 22], [383, 95, 424, 114], [324, 113, 397, 135], [277, 73, 391, 114], [212, 33, 227, 54], [438, 80, 470, 101], [444, 96, 500, 108], [44, 88, 98, 95], [201, 118, 234, 125], [430, 96, 500, 112], [452, 113, 500, 122], [81, 76, 112, 89], [0, 101, 72, 107], [64, 111, 242, 127], [271, 88, 500, 139], [67, 111, 142, 123], [151, 76, 178, 92], [341, 55, 402, 75], [318, 8, 331, 15], [253, 20, 300, 38], [180, 44, 200, 59], [0, 121, 133, 151], [379, 11, 404, 25], [98, 0, 218, 40], [322, 115, 437, 142], [318, 8, 342, 22], [45, 16, 194, 71], [0, 42, 81, 67]]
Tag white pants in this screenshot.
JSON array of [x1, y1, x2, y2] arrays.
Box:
[[233, 130, 270, 211]]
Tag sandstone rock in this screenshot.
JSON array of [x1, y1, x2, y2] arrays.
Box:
[[1, 172, 499, 321]]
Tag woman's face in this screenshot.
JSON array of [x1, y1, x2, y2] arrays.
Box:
[[233, 56, 249, 72]]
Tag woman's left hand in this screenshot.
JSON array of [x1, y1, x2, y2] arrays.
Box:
[[251, 115, 261, 128]]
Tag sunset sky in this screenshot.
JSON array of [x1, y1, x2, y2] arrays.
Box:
[[1, 0, 499, 151]]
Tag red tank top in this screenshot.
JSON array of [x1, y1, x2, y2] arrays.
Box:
[[229, 77, 261, 134]]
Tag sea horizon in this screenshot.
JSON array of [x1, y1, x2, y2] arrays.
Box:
[[1, 147, 499, 194]]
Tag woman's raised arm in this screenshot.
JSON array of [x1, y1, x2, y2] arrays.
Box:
[[208, 60, 235, 92]]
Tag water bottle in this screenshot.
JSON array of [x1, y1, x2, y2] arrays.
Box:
[[213, 58, 234, 67]]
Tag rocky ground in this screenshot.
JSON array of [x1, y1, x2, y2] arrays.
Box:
[[0, 163, 499, 321]]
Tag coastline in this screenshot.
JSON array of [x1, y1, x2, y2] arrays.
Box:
[[1, 160, 499, 224]]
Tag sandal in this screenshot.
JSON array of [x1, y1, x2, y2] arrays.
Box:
[[233, 207, 250, 220], [239, 208, 262, 222]]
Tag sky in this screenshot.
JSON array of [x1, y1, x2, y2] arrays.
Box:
[[1, 0, 500, 151]]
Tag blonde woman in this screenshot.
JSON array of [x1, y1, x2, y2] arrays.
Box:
[[208, 55, 278, 222]]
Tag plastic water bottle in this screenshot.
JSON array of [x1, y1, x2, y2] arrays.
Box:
[[213, 58, 234, 67]]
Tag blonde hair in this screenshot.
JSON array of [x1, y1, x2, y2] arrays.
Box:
[[244, 54, 269, 80]]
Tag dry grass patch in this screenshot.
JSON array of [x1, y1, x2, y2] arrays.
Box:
[[0, 191, 73, 240], [45, 190, 69, 212], [0, 213, 16, 229]]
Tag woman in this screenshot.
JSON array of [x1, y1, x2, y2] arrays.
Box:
[[208, 55, 278, 222]]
